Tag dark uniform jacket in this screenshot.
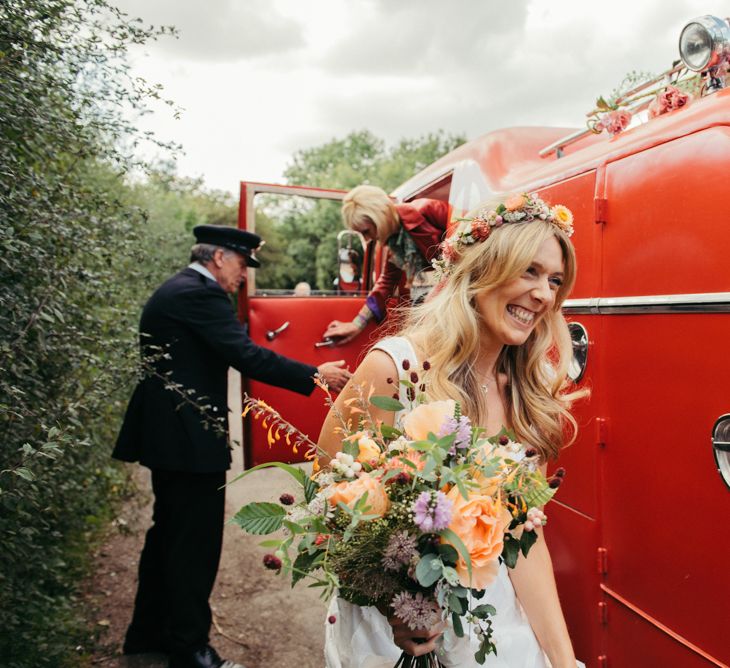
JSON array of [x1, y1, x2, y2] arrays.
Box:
[[113, 268, 317, 472]]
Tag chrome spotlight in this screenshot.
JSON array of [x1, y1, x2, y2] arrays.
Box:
[[679, 15, 730, 91]]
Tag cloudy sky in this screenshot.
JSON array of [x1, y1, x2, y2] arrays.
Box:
[[113, 0, 727, 194]]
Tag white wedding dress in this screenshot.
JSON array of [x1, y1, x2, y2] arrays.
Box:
[[323, 337, 584, 668]]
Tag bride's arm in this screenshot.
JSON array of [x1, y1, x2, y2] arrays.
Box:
[[508, 527, 577, 667], [316, 349, 398, 460]]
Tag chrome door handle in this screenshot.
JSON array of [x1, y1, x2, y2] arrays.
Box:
[[314, 338, 334, 348], [266, 321, 290, 341]]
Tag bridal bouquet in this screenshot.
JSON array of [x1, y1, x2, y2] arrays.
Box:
[[233, 367, 563, 666]]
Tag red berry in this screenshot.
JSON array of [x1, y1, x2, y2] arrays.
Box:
[[555, 467, 566, 478], [410, 371, 419, 383], [549, 478, 562, 489], [386, 377, 393, 384], [499, 435, 509, 446], [402, 359, 411, 370], [279, 493, 295, 505], [422, 360, 431, 370], [328, 615, 337, 624], [263, 554, 282, 570], [524, 448, 538, 458]]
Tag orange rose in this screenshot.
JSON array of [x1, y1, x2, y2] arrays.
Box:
[[327, 474, 390, 517], [443, 487, 512, 589], [401, 400, 455, 441], [504, 194, 526, 211]]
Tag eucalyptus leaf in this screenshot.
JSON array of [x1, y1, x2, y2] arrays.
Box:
[[415, 553, 443, 587], [370, 395, 405, 412]]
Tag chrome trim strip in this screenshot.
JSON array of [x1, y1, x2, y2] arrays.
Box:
[[563, 292, 730, 314]]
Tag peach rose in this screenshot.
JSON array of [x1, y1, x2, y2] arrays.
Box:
[[442, 486, 512, 589], [504, 194, 526, 211], [401, 400, 455, 441], [327, 474, 390, 517]]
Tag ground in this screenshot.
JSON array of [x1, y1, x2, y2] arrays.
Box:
[[85, 370, 329, 668]]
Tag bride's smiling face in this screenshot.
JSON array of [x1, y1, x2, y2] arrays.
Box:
[[475, 235, 565, 347]]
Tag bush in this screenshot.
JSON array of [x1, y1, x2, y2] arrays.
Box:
[[0, 2, 172, 665]]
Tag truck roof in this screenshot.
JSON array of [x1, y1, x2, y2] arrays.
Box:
[[393, 85, 730, 201]]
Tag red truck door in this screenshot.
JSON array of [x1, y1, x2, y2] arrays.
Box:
[[598, 128, 730, 666], [237, 182, 377, 468]]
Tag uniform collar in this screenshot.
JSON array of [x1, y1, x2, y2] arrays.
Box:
[[188, 262, 217, 283]]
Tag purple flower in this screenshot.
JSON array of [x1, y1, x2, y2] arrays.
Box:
[[439, 414, 472, 453], [412, 491, 453, 532], [382, 531, 419, 571], [391, 591, 441, 630]]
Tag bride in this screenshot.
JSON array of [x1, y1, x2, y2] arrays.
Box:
[[317, 193, 585, 667]]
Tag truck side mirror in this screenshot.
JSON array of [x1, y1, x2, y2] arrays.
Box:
[[336, 230, 365, 294]]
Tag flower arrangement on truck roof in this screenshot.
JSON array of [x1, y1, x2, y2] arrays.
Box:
[[232, 367, 565, 667]]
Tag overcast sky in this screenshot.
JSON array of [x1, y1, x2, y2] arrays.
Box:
[[113, 0, 728, 194]]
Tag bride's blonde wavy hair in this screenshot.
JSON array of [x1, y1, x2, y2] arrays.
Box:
[[396, 207, 584, 461]]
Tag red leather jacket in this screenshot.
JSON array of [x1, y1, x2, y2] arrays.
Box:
[[365, 198, 449, 322]]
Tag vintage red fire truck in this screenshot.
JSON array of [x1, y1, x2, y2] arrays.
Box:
[[237, 14, 730, 668]]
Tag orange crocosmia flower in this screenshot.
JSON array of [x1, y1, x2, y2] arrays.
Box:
[[384, 447, 427, 473], [443, 486, 512, 590], [401, 400, 455, 441], [327, 475, 390, 517], [504, 194, 526, 211]]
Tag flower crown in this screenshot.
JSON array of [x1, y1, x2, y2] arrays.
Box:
[[433, 193, 574, 277]]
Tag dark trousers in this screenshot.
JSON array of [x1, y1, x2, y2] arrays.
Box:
[[125, 469, 226, 654]]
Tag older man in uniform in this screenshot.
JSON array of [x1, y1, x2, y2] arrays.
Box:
[[113, 225, 350, 668]]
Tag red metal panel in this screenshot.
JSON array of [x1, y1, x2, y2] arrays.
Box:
[[536, 171, 600, 301], [245, 296, 379, 467], [545, 503, 602, 667], [603, 592, 728, 667], [599, 313, 730, 663], [603, 127, 730, 296]]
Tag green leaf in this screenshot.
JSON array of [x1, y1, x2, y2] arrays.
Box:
[[230, 502, 285, 535], [439, 528, 472, 580], [437, 543, 459, 565], [292, 550, 323, 585], [442, 565, 460, 586], [14, 468, 34, 482], [501, 534, 520, 568], [521, 484, 557, 508], [370, 395, 405, 412], [520, 528, 538, 557], [380, 423, 402, 440], [451, 611, 464, 637], [228, 460, 308, 487], [471, 603, 496, 618], [415, 553, 443, 587], [448, 592, 466, 615], [341, 437, 359, 457]]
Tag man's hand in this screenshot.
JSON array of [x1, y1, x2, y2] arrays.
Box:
[[322, 320, 362, 346], [316, 360, 351, 393]]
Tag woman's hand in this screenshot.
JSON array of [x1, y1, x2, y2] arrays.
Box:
[[323, 319, 362, 345], [387, 614, 445, 657]]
